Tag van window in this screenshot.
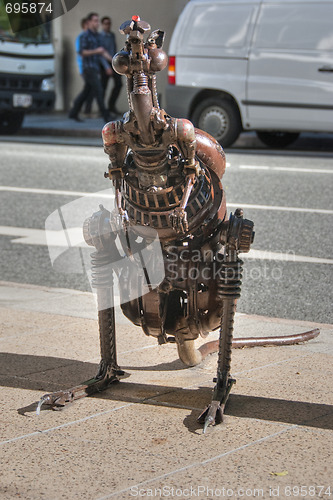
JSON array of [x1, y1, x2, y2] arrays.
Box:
[[180, 3, 256, 54], [0, 3, 51, 43], [253, 3, 333, 51]]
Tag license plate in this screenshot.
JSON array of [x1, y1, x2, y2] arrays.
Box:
[[13, 94, 33, 108]]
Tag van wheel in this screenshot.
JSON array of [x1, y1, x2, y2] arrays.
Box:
[[0, 111, 25, 135], [192, 98, 241, 148], [256, 131, 299, 148]]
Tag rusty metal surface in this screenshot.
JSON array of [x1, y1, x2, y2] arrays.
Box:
[[36, 16, 319, 431], [198, 328, 321, 360]]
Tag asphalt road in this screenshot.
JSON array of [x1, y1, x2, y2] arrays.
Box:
[[0, 139, 332, 324]]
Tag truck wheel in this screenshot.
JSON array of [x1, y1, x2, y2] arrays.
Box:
[[192, 97, 241, 148], [0, 111, 25, 135], [256, 131, 299, 148]]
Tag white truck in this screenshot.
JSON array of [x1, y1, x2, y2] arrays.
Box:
[[0, 3, 55, 134], [166, 0, 333, 148]]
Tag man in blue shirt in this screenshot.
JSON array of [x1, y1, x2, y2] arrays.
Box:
[[75, 17, 94, 115], [69, 12, 112, 123], [75, 18, 87, 76], [99, 16, 123, 115]]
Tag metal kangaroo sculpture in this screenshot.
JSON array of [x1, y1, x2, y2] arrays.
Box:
[[37, 17, 319, 431]]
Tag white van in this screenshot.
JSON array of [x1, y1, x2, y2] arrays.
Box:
[[0, 6, 55, 134], [166, 0, 333, 147]]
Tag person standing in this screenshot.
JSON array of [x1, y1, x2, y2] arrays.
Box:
[[75, 17, 94, 116], [99, 16, 123, 115], [69, 12, 112, 123], [75, 18, 87, 76]]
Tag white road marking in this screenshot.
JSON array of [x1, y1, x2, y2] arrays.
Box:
[[0, 225, 87, 247], [244, 249, 333, 265], [0, 226, 332, 264], [0, 185, 114, 198], [227, 203, 333, 215], [1, 185, 332, 214], [239, 165, 333, 174]]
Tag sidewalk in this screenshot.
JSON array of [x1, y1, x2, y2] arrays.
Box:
[[18, 113, 333, 152], [21, 112, 108, 138], [1, 281, 332, 499]]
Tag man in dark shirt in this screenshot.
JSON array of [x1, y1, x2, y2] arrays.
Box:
[[69, 12, 112, 123], [99, 16, 123, 115]]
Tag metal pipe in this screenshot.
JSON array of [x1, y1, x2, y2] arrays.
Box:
[[198, 328, 320, 360]]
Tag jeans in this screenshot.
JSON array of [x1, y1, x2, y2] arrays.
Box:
[[101, 67, 123, 111], [70, 68, 110, 121]]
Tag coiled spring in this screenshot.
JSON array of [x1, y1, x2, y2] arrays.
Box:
[[91, 250, 114, 289], [217, 259, 243, 299], [133, 72, 149, 90]]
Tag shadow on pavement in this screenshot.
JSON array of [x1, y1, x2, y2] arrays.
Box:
[[2, 352, 332, 432]]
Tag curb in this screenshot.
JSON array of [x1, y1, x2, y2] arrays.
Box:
[[20, 127, 101, 138]]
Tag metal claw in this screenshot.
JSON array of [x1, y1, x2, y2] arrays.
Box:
[[198, 377, 235, 431], [198, 400, 223, 433], [36, 395, 48, 415], [36, 390, 75, 415], [170, 208, 188, 234], [35, 369, 128, 416], [203, 414, 215, 434]]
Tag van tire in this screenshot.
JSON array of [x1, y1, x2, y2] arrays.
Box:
[[256, 131, 299, 148], [0, 111, 25, 135], [192, 97, 241, 148]]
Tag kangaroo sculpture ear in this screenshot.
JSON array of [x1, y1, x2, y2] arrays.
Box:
[[148, 30, 165, 48], [119, 19, 133, 35], [119, 16, 151, 35]]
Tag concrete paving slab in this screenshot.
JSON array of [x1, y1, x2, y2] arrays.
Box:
[[0, 404, 297, 500], [0, 282, 332, 499], [235, 353, 333, 404], [0, 281, 98, 320], [109, 426, 333, 500]]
